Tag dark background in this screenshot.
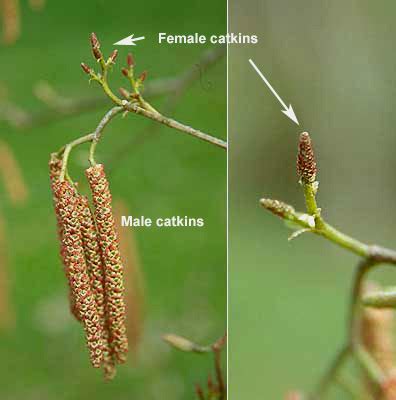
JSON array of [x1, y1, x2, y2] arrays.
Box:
[[0, 1, 226, 399], [229, 1, 396, 399]]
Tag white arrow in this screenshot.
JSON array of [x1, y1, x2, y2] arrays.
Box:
[[248, 58, 299, 125], [113, 34, 145, 46]]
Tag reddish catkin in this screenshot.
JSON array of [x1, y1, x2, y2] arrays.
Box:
[[54, 181, 103, 368], [48, 154, 80, 322], [78, 195, 116, 379], [86, 164, 128, 364], [297, 132, 317, 183]]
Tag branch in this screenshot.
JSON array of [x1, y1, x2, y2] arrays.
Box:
[[124, 102, 227, 149], [261, 132, 395, 399], [53, 34, 226, 182]]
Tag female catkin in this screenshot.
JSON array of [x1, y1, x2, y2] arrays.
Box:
[[85, 164, 128, 364], [54, 180, 103, 367], [78, 195, 116, 379]]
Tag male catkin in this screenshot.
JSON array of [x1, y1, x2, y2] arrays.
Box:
[[54, 180, 103, 368], [48, 154, 80, 321], [78, 194, 116, 379], [86, 164, 128, 364]]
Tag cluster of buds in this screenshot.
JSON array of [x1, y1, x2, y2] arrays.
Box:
[[49, 155, 127, 379], [80, 32, 148, 102]]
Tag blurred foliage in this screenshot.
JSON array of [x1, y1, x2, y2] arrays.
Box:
[[230, 0, 396, 399], [0, 1, 226, 399]]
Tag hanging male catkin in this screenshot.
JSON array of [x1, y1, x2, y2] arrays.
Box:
[[78, 195, 116, 379], [48, 154, 80, 321], [54, 180, 103, 368], [86, 164, 128, 364]]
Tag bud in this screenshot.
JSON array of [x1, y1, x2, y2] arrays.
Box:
[[90, 32, 100, 49], [127, 53, 134, 67], [118, 87, 130, 99], [109, 49, 118, 63], [297, 132, 317, 183], [121, 67, 129, 77], [260, 198, 295, 219], [138, 70, 147, 82], [92, 46, 103, 61], [81, 63, 91, 74], [162, 334, 197, 352]]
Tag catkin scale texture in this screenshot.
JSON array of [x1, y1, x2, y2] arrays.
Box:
[[54, 180, 103, 368], [86, 164, 128, 364], [297, 132, 317, 183], [78, 195, 115, 379], [48, 155, 80, 321]]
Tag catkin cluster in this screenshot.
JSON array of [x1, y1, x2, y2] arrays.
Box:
[[49, 155, 127, 379]]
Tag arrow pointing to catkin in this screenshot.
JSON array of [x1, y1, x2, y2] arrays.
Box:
[[248, 58, 299, 125], [113, 34, 145, 46]]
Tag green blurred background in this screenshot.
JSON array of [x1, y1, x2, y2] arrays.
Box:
[[230, 1, 396, 399], [0, 1, 226, 399]]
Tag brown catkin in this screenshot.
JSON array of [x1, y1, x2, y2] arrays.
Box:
[[78, 195, 116, 379], [54, 180, 103, 368], [0, 0, 20, 45], [85, 164, 128, 364], [297, 132, 317, 183], [48, 154, 80, 322]]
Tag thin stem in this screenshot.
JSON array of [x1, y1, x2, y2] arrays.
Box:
[[315, 221, 369, 258], [125, 103, 227, 149], [58, 106, 123, 178], [363, 287, 396, 308], [303, 182, 319, 216], [59, 133, 94, 181], [348, 259, 376, 345], [88, 106, 123, 165]]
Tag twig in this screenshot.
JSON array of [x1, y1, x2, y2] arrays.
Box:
[[105, 47, 225, 170], [124, 102, 227, 149], [57, 106, 123, 180], [363, 287, 396, 308]]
